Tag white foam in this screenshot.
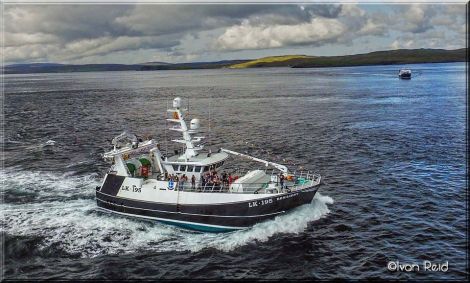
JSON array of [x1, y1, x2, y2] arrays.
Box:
[[182, 192, 334, 253], [1, 169, 98, 198], [1, 170, 333, 257]]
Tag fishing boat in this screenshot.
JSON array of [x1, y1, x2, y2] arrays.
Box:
[[398, 69, 412, 79], [95, 97, 322, 232]]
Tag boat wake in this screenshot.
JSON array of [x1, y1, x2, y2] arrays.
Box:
[[1, 170, 333, 258], [186, 193, 333, 253]]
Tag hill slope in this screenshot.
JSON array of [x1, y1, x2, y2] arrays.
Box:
[[228, 49, 466, 69], [291, 48, 467, 68], [229, 55, 313, 68]]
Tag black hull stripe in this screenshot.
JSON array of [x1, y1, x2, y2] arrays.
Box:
[[97, 201, 279, 227], [96, 188, 319, 227], [97, 188, 318, 217], [97, 207, 248, 230]]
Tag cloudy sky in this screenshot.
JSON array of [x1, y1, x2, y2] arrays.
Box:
[[2, 3, 466, 65]]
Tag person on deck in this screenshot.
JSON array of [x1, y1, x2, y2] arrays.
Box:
[[279, 173, 285, 190], [175, 175, 179, 189], [222, 171, 228, 188], [201, 174, 206, 190], [191, 175, 196, 190], [180, 174, 187, 190]]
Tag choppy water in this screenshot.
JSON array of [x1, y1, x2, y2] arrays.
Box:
[[2, 63, 467, 280]]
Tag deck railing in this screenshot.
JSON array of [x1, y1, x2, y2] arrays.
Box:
[[170, 170, 321, 194]]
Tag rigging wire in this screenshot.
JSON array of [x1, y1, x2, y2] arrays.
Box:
[[165, 100, 168, 157], [208, 94, 212, 152], [185, 97, 189, 156]]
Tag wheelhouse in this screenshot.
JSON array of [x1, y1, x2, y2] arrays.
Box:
[[162, 151, 229, 178]]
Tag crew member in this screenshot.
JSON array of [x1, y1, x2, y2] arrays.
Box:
[[191, 175, 196, 190]]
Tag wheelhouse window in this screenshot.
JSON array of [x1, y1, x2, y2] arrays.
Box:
[[180, 165, 186, 171], [172, 165, 178, 171], [195, 166, 202, 172], [187, 166, 194, 172]]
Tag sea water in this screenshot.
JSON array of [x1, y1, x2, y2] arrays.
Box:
[[2, 63, 466, 279]]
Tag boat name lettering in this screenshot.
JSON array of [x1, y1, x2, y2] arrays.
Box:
[[120, 185, 141, 193], [249, 198, 273, 208], [275, 192, 299, 201]]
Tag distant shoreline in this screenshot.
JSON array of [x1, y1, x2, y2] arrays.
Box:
[[4, 48, 466, 74]]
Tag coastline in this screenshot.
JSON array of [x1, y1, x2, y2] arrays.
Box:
[[4, 48, 466, 75]]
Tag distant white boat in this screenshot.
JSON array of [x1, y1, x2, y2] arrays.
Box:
[[44, 140, 56, 146], [398, 69, 411, 79]]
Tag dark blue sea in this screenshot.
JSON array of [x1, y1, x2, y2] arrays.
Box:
[[1, 63, 467, 280]]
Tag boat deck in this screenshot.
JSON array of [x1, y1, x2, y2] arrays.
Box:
[[140, 170, 321, 194]]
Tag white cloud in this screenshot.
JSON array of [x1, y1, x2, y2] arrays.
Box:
[[63, 35, 179, 59], [390, 39, 414, 50], [357, 18, 386, 36], [214, 4, 395, 51], [2, 44, 61, 63], [4, 32, 60, 47], [398, 4, 436, 33], [2, 4, 467, 64], [390, 26, 464, 51], [215, 17, 346, 50]]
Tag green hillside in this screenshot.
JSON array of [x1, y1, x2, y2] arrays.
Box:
[[292, 48, 466, 68], [228, 48, 466, 69], [229, 55, 314, 68]]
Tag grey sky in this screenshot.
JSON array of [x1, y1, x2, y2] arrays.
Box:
[[2, 4, 466, 64]]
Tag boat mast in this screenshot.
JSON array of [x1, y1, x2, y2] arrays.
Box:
[[165, 100, 169, 158], [167, 97, 203, 160]]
